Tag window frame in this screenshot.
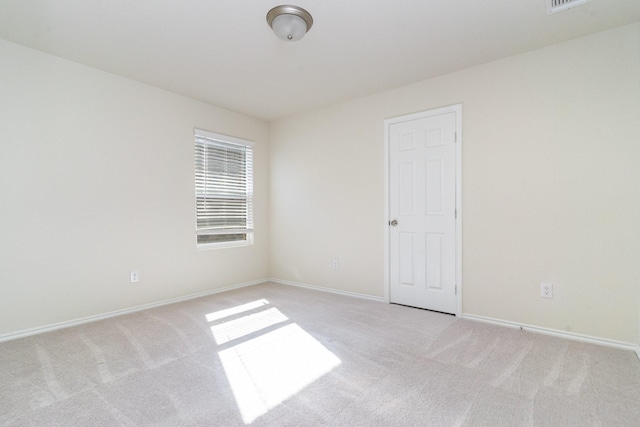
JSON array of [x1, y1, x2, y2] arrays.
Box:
[[194, 128, 254, 250]]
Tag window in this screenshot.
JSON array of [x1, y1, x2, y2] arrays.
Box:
[[195, 129, 254, 248]]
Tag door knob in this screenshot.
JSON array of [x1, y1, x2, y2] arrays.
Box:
[[389, 219, 398, 226]]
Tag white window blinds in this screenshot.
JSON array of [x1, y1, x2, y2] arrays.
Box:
[[194, 129, 254, 246]]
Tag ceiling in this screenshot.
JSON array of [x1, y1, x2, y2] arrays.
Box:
[[1, 1, 639, 121]]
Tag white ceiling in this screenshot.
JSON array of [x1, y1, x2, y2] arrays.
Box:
[[1, 1, 639, 121]]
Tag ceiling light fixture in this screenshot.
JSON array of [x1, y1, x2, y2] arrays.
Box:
[[266, 5, 313, 42]]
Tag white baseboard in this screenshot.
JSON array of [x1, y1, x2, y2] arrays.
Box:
[[5, 279, 638, 362], [269, 278, 385, 303], [0, 278, 268, 343], [270, 281, 640, 361], [463, 313, 638, 357]]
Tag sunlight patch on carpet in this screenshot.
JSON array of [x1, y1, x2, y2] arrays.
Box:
[[207, 301, 341, 424], [206, 299, 269, 322], [210, 307, 288, 345]]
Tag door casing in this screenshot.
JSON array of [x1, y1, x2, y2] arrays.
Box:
[[384, 104, 463, 316]]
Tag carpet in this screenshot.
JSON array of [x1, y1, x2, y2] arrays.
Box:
[[1, 282, 639, 426]]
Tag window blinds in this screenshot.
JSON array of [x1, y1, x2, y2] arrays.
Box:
[[195, 130, 253, 243]]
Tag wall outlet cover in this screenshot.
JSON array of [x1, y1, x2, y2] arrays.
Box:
[[540, 282, 553, 298]]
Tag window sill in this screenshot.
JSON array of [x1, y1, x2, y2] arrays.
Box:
[[196, 239, 253, 251]]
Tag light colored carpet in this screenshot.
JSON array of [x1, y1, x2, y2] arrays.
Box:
[[1, 282, 639, 426]]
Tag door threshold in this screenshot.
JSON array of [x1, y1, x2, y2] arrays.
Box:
[[390, 303, 455, 316]]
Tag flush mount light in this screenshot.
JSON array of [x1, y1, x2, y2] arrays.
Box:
[[266, 5, 313, 42]]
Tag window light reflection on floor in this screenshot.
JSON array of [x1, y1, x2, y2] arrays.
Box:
[[206, 299, 269, 322], [210, 307, 288, 345], [207, 300, 342, 424]]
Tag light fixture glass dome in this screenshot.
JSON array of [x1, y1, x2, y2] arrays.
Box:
[[267, 5, 313, 42]]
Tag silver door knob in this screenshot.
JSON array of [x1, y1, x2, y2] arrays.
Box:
[[389, 219, 398, 226]]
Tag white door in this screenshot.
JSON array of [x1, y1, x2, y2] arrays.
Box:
[[388, 108, 458, 314]]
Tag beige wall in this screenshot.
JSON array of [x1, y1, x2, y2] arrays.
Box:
[[0, 40, 270, 336], [2, 23, 639, 346], [270, 23, 640, 343]]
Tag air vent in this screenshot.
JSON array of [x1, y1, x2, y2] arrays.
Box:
[[547, 0, 590, 14]]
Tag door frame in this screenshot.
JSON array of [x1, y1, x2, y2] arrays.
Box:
[[383, 104, 463, 316]]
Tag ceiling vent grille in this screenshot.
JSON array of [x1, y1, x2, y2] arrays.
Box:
[[547, 0, 590, 14]]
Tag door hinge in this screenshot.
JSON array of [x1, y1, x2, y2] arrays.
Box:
[[455, 132, 457, 143], [455, 284, 457, 295], [455, 209, 457, 219]]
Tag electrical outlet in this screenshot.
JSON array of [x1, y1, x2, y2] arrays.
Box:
[[331, 259, 339, 270], [131, 270, 140, 283], [540, 282, 553, 298]]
